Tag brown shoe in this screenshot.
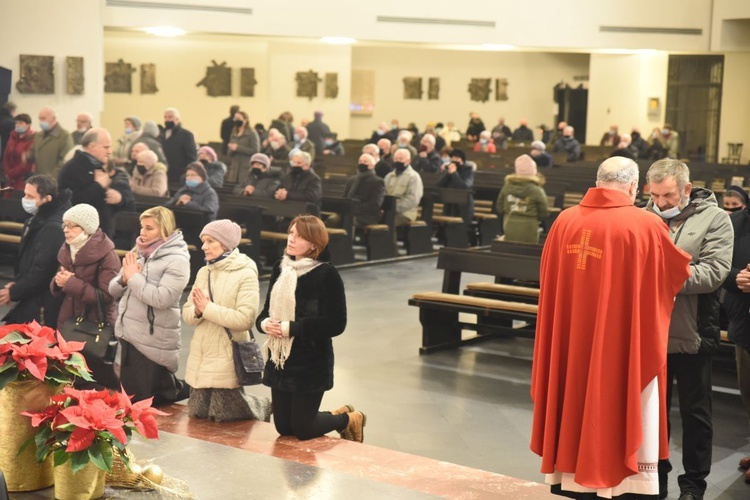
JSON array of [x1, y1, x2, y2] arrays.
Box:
[[745, 467, 750, 484], [340, 411, 367, 443], [740, 456, 750, 470], [330, 404, 355, 416]]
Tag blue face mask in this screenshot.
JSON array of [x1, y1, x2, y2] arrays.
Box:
[[442, 157, 450, 165], [376, 129, 384, 136], [294, 134, 300, 143], [22, 198, 39, 215], [185, 179, 201, 189], [124, 127, 133, 135], [15, 126, 27, 134], [652, 203, 681, 219], [39, 121, 51, 132]]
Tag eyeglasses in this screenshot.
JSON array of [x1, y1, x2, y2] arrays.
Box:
[[61, 223, 81, 230]]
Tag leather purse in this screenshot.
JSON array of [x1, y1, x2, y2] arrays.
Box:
[[59, 289, 118, 364]]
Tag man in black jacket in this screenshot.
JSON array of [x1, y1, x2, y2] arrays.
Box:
[[344, 153, 385, 227], [1, 175, 70, 327], [159, 107, 197, 185], [414, 134, 442, 173], [275, 150, 321, 216], [220, 105, 240, 155]]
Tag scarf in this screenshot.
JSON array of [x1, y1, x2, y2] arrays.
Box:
[[264, 255, 322, 369], [68, 232, 91, 263], [136, 236, 166, 260]]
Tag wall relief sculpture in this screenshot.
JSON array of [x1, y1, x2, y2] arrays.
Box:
[[105, 59, 136, 93], [324, 73, 339, 98], [240, 68, 258, 97], [428, 77, 440, 100], [16, 55, 55, 94], [403, 77, 423, 99], [468, 78, 492, 102], [65, 57, 84, 95], [140, 63, 158, 94], [296, 70, 321, 100], [495, 78, 509, 101], [196, 60, 231, 97]]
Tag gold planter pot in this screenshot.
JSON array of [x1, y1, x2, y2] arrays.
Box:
[[54, 460, 106, 500], [0, 379, 56, 491]]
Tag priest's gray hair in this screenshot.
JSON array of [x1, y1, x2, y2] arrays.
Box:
[[596, 157, 639, 186], [646, 159, 690, 192]]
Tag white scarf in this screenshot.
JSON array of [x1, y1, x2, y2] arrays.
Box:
[[264, 255, 322, 369], [68, 232, 91, 263]]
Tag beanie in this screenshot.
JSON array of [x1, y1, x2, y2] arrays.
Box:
[[63, 204, 99, 235], [450, 149, 466, 162], [250, 153, 270, 168], [185, 161, 207, 181], [198, 146, 217, 163], [531, 140, 546, 152], [515, 154, 538, 177], [126, 116, 141, 130], [726, 185, 749, 206], [200, 219, 242, 252]]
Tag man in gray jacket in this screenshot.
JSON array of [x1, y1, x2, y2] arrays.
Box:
[[384, 148, 423, 227], [646, 159, 733, 500]]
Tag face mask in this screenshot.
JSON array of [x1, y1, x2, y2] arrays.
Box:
[[234, 120, 244, 128], [77, 127, 88, 134], [391, 125, 397, 130], [609, 129, 616, 135], [398, 140, 408, 147], [291, 166, 303, 175], [293, 134, 300, 143], [39, 121, 51, 132], [251, 167, 263, 177], [480, 139, 488, 145], [165, 121, 175, 129], [662, 129, 669, 136], [394, 162, 406, 173], [185, 179, 200, 189], [124, 127, 133, 135], [357, 164, 369, 173], [325, 140, 334, 147], [376, 129, 384, 136], [22, 198, 39, 215], [199, 159, 209, 166], [436, 127, 443, 133], [15, 126, 27, 134], [270, 141, 280, 150], [419, 145, 427, 152], [652, 203, 681, 219], [725, 206, 743, 213], [441, 157, 450, 165], [137, 165, 148, 176]]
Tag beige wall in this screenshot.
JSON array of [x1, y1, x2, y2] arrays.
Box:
[[0, 0, 103, 134], [350, 47, 590, 141], [586, 53, 669, 145], [719, 53, 750, 164]]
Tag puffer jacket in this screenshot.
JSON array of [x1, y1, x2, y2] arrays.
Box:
[[645, 188, 733, 354], [167, 181, 219, 221], [496, 174, 549, 244], [183, 250, 259, 389], [109, 231, 191, 372]]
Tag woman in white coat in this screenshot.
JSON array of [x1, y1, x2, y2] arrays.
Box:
[[183, 220, 271, 422]]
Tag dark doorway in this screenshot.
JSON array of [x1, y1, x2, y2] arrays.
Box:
[[665, 55, 724, 162], [554, 84, 588, 144]]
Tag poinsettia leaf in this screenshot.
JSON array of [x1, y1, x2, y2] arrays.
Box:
[[53, 448, 69, 467], [17, 435, 35, 457], [87, 443, 108, 472], [0, 331, 29, 344], [0, 366, 19, 390], [0, 359, 18, 374], [100, 441, 113, 471], [66, 427, 96, 453], [70, 450, 90, 474]]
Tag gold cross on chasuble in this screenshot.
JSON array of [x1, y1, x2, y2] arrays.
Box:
[[566, 229, 603, 270]]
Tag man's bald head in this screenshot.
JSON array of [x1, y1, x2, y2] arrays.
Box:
[[81, 128, 113, 164], [377, 138, 391, 153], [596, 157, 639, 201], [130, 142, 149, 160], [38, 107, 58, 129], [393, 148, 411, 164]]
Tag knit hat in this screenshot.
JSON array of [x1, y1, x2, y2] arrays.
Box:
[[515, 154, 538, 177], [450, 149, 466, 162], [185, 161, 207, 181], [726, 185, 749, 206], [63, 204, 99, 235], [250, 153, 270, 168], [198, 146, 217, 163], [531, 140, 546, 152], [126, 116, 141, 130], [200, 219, 242, 252]]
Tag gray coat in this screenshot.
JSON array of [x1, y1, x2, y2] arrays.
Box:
[[233, 167, 282, 198], [645, 188, 733, 354], [167, 180, 219, 221], [109, 231, 191, 373]]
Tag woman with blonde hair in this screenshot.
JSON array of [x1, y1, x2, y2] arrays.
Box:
[[256, 215, 366, 442], [109, 206, 191, 404]]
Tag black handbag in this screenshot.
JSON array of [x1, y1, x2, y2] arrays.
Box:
[[207, 272, 264, 386], [59, 289, 118, 364]]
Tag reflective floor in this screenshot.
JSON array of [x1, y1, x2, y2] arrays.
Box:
[[2, 256, 749, 499]]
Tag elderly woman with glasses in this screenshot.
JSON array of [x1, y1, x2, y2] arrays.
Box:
[[51, 203, 121, 389]]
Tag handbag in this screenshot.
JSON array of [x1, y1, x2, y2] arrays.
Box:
[[59, 288, 118, 364], [207, 272, 264, 386]]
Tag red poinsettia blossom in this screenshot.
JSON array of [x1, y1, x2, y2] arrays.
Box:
[[60, 400, 128, 451], [49, 333, 86, 362], [11, 337, 57, 380], [128, 397, 169, 439]]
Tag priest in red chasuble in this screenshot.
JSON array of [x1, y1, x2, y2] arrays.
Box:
[[530, 156, 692, 499]]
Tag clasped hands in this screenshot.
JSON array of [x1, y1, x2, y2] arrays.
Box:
[[192, 288, 211, 316], [121, 253, 143, 285], [0, 282, 14, 305], [264, 319, 284, 338], [54, 267, 74, 288], [737, 265, 750, 293]]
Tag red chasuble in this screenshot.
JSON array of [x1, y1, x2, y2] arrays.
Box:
[[530, 187, 691, 489]]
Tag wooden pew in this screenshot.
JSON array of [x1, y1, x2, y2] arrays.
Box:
[[0, 198, 30, 250]]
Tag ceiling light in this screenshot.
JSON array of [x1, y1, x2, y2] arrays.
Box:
[[321, 36, 356, 45], [143, 26, 186, 37], [481, 44, 515, 51]]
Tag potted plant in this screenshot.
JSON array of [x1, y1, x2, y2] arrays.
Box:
[[0, 321, 93, 492], [22, 386, 167, 499]]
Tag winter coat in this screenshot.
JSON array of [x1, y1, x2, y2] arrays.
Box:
[[645, 188, 733, 354], [384, 165, 424, 221], [533, 152, 553, 168], [159, 124, 197, 184], [109, 231, 191, 373], [414, 150, 442, 173], [220, 115, 234, 154], [343, 169, 386, 226], [130, 163, 169, 197], [437, 162, 476, 223], [4, 191, 71, 328], [723, 208, 750, 352], [205, 161, 227, 189], [263, 143, 291, 163], [256, 252, 347, 393], [114, 132, 141, 163], [473, 141, 497, 154], [296, 139, 316, 162], [375, 156, 393, 179], [466, 118, 485, 138], [3, 129, 36, 192], [496, 174, 549, 244], [58, 150, 113, 235], [227, 128, 261, 184], [512, 126, 534, 143], [28, 124, 73, 177], [306, 119, 331, 155], [51, 229, 120, 327], [322, 141, 345, 156], [136, 122, 168, 166], [167, 181, 219, 221], [233, 167, 282, 198], [183, 250, 259, 389], [269, 119, 294, 143], [279, 169, 322, 215], [553, 136, 581, 162]]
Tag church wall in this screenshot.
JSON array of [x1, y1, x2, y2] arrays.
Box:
[[719, 53, 750, 164]]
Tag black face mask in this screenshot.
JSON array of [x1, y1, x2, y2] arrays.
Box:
[[725, 206, 743, 213], [164, 121, 175, 129], [251, 167, 263, 177], [199, 159, 209, 166], [394, 162, 406, 173], [291, 166, 303, 175], [234, 120, 244, 128], [357, 164, 369, 173], [136, 165, 148, 176], [379, 149, 386, 157]]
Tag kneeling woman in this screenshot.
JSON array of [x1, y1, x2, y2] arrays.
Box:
[[256, 215, 366, 441], [183, 220, 271, 422]]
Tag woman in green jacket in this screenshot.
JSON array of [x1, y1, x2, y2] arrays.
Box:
[[496, 154, 549, 243]]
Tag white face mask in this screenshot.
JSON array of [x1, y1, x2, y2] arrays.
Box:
[[652, 203, 681, 219], [22, 198, 39, 215]]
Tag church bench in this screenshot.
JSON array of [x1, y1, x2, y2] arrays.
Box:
[[464, 282, 540, 305], [0, 198, 30, 253]]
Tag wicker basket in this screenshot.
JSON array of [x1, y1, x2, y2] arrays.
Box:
[[54, 460, 106, 500]]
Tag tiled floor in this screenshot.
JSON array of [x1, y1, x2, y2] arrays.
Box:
[[3, 256, 750, 499]]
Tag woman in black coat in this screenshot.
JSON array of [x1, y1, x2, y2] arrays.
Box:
[[256, 215, 366, 442]]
